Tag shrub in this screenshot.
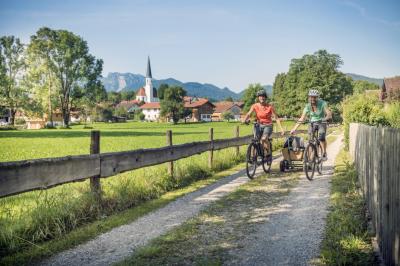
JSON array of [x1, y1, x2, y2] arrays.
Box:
[[385, 102, 400, 128], [342, 93, 391, 149], [14, 118, 26, 125], [0, 125, 17, 130]]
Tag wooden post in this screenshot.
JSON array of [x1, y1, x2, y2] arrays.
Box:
[[209, 128, 214, 169], [166, 130, 173, 177], [90, 130, 101, 201], [235, 126, 240, 156]]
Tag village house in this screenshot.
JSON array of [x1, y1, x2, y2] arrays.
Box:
[[116, 99, 142, 116], [380, 76, 400, 101], [184, 96, 215, 122], [212, 101, 243, 121]]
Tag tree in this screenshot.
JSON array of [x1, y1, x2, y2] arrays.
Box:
[[222, 111, 234, 121], [72, 82, 107, 124], [241, 83, 264, 112], [28, 27, 103, 127], [224, 96, 234, 102], [107, 91, 121, 105], [114, 105, 127, 117], [272, 50, 353, 117], [121, 90, 135, 101], [160, 86, 186, 124], [157, 83, 169, 100], [352, 80, 379, 94], [0, 36, 28, 125]]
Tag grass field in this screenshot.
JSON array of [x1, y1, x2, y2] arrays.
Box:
[[0, 120, 305, 261]]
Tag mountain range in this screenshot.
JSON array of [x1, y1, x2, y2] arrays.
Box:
[[101, 72, 273, 101], [101, 72, 382, 101], [345, 73, 383, 86]]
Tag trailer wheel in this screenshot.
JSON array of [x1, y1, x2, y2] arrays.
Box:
[[279, 161, 285, 172]]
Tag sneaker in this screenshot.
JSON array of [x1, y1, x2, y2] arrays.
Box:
[[322, 153, 328, 161]]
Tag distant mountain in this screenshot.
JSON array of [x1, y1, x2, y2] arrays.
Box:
[[237, 85, 273, 99], [101, 72, 240, 101], [346, 73, 383, 86]]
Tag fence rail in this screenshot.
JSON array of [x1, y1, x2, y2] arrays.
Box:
[[349, 123, 400, 266], [0, 127, 305, 199]]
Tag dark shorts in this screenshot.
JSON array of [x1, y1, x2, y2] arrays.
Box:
[[308, 122, 327, 141], [260, 124, 273, 139]]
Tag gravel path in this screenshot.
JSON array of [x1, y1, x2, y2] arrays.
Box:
[[40, 156, 276, 266], [228, 135, 343, 266], [41, 135, 342, 266]]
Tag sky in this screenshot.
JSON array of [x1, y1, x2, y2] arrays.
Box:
[[0, 0, 399, 92]]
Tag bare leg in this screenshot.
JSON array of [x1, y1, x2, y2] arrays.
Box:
[[261, 136, 271, 155], [321, 140, 327, 155]]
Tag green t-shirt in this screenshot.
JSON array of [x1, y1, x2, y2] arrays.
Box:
[[303, 99, 327, 122]]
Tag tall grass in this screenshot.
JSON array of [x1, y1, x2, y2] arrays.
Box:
[[319, 150, 376, 265], [0, 148, 247, 257]]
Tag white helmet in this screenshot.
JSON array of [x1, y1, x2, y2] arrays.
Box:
[[308, 89, 319, 97]]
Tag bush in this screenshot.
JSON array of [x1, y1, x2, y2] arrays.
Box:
[[330, 103, 343, 123], [0, 125, 17, 130], [385, 102, 400, 128], [44, 123, 57, 129], [342, 93, 391, 149], [14, 118, 26, 125]]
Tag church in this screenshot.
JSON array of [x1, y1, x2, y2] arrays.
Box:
[[138, 57, 161, 121]]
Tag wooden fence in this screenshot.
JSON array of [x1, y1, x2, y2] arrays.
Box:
[[0, 127, 302, 199], [349, 123, 400, 266]]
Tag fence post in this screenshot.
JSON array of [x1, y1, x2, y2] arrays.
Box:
[[166, 130, 173, 177], [90, 130, 101, 201], [209, 128, 214, 169], [235, 126, 240, 156]]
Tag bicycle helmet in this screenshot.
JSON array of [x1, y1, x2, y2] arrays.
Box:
[[256, 90, 267, 97], [308, 89, 319, 97]]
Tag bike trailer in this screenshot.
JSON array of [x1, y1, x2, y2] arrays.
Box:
[[280, 136, 305, 172]]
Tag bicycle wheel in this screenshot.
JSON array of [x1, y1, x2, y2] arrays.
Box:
[[262, 140, 272, 174], [316, 144, 323, 175], [303, 143, 316, 180], [246, 143, 258, 179]]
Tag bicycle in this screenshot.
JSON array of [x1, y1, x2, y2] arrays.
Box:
[[244, 121, 273, 179], [302, 121, 327, 180]]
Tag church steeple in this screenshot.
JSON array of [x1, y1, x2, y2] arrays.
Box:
[[146, 56, 152, 78], [144, 56, 156, 102]]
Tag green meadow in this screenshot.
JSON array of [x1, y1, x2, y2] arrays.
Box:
[[0, 120, 303, 260]]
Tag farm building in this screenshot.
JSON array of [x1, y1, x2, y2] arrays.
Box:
[[212, 101, 242, 121], [183, 96, 215, 122], [380, 76, 400, 101]]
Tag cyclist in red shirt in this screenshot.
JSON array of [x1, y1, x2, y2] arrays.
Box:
[[242, 90, 284, 154]]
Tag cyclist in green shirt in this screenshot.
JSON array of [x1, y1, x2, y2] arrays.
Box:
[[290, 89, 332, 160]]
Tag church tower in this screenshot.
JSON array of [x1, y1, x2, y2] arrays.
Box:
[[144, 56, 154, 102]]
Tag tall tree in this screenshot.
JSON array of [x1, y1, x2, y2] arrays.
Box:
[[0, 36, 28, 125], [160, 86, 186, 124], [241, 83, 264, 112], [272, 50, 353, 116], [157, 83, 169, 100], [107, 91, 121, 105], [121, 90, 135, 101], [26, 29, 59, 126], [28, 27, 103, 127]]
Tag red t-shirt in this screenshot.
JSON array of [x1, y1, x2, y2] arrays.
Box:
[[252, 103, 274, 125]]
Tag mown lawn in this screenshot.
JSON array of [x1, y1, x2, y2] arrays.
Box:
[[0, 120, 301, 161]]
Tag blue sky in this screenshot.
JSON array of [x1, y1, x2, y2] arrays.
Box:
[[0, 0, 399, 92]]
